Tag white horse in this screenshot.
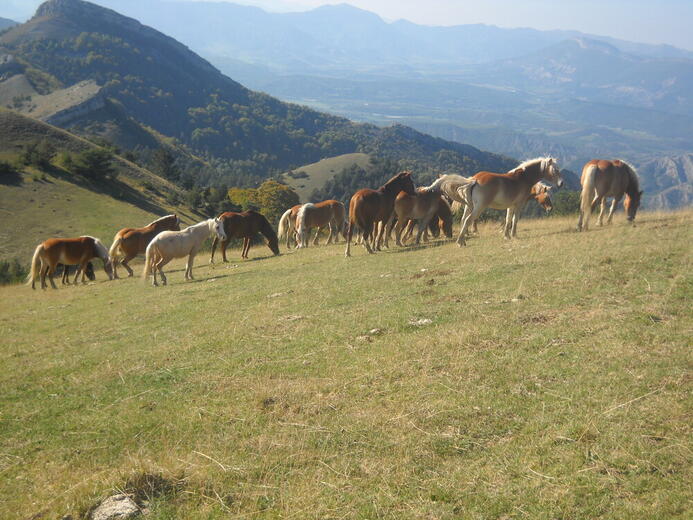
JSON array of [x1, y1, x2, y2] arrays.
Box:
[[142, 218, 226, 286]]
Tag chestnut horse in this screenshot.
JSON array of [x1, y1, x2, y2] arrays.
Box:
[[437, 158, 563, 245], [60, 262, 95, 284], [109, 214, 180, 278], [27, 236, 113, 290], [389, 188, 448, 246], [345, 171, 416, 257], [143, 218, 226, 286], [296, 200, 347, 248], [277, 204, 302, 249], [577, 159, 642, 231], [210, 210, 280, 262]]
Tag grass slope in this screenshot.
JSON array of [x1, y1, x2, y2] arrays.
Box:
[[282, 153, 371, 202], [0, 212, 691, 519], [0, 108, 199, 262]]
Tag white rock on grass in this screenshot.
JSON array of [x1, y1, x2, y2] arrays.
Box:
[[409, 318, 433, 327], [91, 494, 140, 520]]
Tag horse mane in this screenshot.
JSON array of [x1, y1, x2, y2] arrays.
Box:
[[435, 174, 476, 204], [620, 160, 640, 195], [146, 214, 177, 227], [83, 236, 110, 262], [511, 156, 556, 175], [380, 171, 411, 192], [258, 213, 279, 243]]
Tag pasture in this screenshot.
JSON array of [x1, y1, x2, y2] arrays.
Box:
[[0, 212, 691, 519]]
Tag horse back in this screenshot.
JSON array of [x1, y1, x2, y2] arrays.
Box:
[[42, 237, 96, 264]]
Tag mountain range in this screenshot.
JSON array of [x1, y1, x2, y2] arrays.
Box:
[[78, 0, 693, 208]]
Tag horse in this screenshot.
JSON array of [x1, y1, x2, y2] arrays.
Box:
[[59, 262, 95, 284], [401, 196, 454, 243], [210, 210, 280, 262], [437, 157, 563, 245], [109, 214, 180, 278], [296, 200, 347, 248], [388, 187, 449, 247], [577, 159, 642, 231], [469, 181, 554, 236], [277, 204, 302, 249], [27, 236, 113, 290], [345, 171, 416, 257], [142, 218, 226, 286]]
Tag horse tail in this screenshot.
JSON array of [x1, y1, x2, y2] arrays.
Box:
[[277, 208, 292, 241], [296, 203, 314, 248], [108, 234, 123, 262], [580, 162, 598, 224], [26, 244, 43, 287], [142, 241, 155, 281]]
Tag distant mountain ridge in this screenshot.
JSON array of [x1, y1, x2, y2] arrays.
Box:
[[0, 0, 516, 189]]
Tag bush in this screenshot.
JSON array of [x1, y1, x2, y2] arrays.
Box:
[[0, 160, 18, 177], [20, 140, 55, 169], [0, 259, 28, 285]]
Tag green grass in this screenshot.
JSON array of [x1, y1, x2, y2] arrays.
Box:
[[0, 212, 691, 519], [282, 153, 371, 202]]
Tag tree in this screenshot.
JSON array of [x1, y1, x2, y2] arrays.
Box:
[[254, 180, 300, 224], [20, 140, 55, 169], [71, 148, 115, 179], [149, 148, 179, 180]]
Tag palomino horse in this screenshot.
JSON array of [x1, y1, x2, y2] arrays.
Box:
[[437, 158, 563, 245], [109, 214, 180, 277], [388, 188, 449, 246], [277, 204, 302, 249], [143, 218, 226, 286], [296, 200, 347, 248], [469, 181, 554, 236], [345, 171, 416, 257], [27, 236, 113, 289], [401, 196, 454, 243], [210, 210, 280, 262], [577, 159, 642, 231]]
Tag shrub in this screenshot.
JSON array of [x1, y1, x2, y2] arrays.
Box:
[[20, 140, 55, 169], [71, 148, 116, 179], [0, 259, 28, 285]]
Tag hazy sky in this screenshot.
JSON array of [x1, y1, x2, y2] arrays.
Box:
[[3, 0, 692, 50]]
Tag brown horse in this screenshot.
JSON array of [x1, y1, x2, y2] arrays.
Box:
[[277, 204, 302, 249], [401, 196, 454, 243], [109, 214, 180, 277], [210, 210, 280, 262], [470, 181, 554, 236], [296, 200, 347, 248], [28, 236, 113, 289], [345, 171, 416, 257], [388, 188, 448, 246], [445, 157, 563, 245], [59, 262, 95, 284], [577, 159, 642, 231]]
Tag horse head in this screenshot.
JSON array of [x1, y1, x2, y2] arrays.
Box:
[[213, 217, 227, 241], [544, 158, 563, 188], [624, 190, 643, 222], [392, 171, 416, 195], [103, 258, 114, 280]]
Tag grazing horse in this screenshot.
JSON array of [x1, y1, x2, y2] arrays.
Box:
[[143, 218, 226, 286], [389, 188, 449, 246], [470, 181, 554, 236], [27, 236, 113, 290], [277, 204, 302, 249], [345, 171, 416, 257], [210, 210, 280, 262], [437, 158, 563, 245], [577, 159, 642, 231], [109, 214, 180, 278], [296, 200, 347, 248]]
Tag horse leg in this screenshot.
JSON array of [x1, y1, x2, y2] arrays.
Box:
[[457, 204, 480, 246], [597, 198, 607, 226], [345, 221, 354, 257], [511, 208, 521, 238], [221, 239, 230, 263], [312, 227, 321, 246], [210, 236, 218, 264], [607, 197, 620, 224], [47, 265, 57, 289], [242, 238, 249, 259], [185, 253, 195, 280], [120, 253, 136, 277], [39, 262, 48, 289], [393, 219, 404, 247], [155, 257, 171, 286], [362, 221, 375, 254]]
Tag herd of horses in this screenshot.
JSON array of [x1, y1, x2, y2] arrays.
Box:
[[26, 157, 642, 289]]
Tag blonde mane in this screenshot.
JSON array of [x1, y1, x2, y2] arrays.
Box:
[[146, 214, 177, 227], [510, 156, 556, 174]]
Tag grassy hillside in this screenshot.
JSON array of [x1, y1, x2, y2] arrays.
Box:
[[0, 108, 199, 262], [282, 153, 371, 202], [0, 211, 690, 519]]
